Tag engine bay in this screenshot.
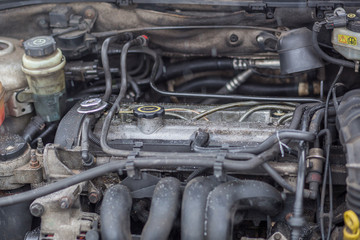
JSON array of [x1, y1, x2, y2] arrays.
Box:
[[1, 1, 360, 239]]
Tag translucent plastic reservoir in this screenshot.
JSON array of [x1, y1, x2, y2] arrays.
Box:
[[332, 27, 360, 60]]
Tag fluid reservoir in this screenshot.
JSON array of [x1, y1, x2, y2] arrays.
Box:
[[332, 12, 360, 61], [22, 36, 66, 122]]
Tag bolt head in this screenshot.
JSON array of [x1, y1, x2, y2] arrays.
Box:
[[274, 233, 282, 240], [88, 192, 99, 204], [257, 36, 265, 43], [80, 98, 102, 108], [59, 197, 71, 209], [230, 34, 239, 43], [30, 203, 44, 217]]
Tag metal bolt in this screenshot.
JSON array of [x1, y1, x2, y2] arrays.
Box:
[[59, 197, 71, 209], [266, 11, 274, 19], [274, 233, 282, 240], [37, 138, 44, 154], [30, 203, 44, 217], [84, 7, 96, 19], [229, 34, 239, 43], [37, 18, 48, 29], [257, 36, 265, 43], [80, 98, 102, 108], [77, 98, 108, 114], [88, 192, 100, 204], [29, 150, 40, 169]]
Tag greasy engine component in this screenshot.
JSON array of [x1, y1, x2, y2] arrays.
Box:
[[141, 178, 181, 240], [0, 37, 34, 118], [101, 184, 132, 240], [337, 89, 360, 214], [0, 37, 27, 93], [3, 1, 360, 240], [30, 183, 99, 239], [49, 6, 97, 59], [0, 81, 4, 126], [21, 36, 66, 122], [205, 180, 283, 240], [0, 131, 33, 240]]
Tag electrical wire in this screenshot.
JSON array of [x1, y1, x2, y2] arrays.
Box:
[[324, 66, 343, 129], [318, 129, 333, 240]]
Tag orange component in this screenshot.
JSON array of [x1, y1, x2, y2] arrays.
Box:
[[0, 81, 4, 126]]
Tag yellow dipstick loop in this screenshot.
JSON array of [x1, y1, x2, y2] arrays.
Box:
[[344, 210, 360, 240]]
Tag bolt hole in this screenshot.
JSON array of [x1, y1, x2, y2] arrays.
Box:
[[0, 42, 9, 51]]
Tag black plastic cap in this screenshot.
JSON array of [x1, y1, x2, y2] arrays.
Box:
[[0, 132, 27, 161], [278, 27, 323, 74], [348, 20, 360, 33], [133, 105, 165, 119], [23, 36, 56, 57]]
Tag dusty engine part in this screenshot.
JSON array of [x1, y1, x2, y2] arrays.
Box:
[[0, 37, 27, 94], [0, 131, 30, 190], [1, 2, 360, 240], [30, 183, 99, 239], [0, 81, 4, 126]]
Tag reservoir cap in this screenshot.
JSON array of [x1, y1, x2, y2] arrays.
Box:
[[133, 105, 164, 119], [23, 36, 56, 57]]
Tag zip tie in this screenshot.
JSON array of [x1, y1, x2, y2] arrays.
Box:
[[276, 131, 292, 157]]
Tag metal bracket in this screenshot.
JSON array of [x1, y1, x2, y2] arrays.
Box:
[[125, 142, 143, 179], [213, 151, 227, 182], [126, 154, 140, 179]]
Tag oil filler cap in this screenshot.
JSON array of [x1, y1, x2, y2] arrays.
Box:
[[23, 36, 57, 57], [133, 105, 165, 119]]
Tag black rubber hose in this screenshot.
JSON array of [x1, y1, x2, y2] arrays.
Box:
[[205, 180, 283, 240], [149, 56, 321, 103], [89, 130, 101, 146], [0, 154, 294, 207], [289, 104, 323, 239], [100, 184, 132, 240], [312, 22, 355, 69], [181, 177, 220, 240], [81, 116, 94, 166], [160, 58, 234, 82], [175, 77, 300, 96], [200, 130, 316, 155], [141, 177, 181, 240], [101, 36, 118, 102], [100, 38, 154, 157], [30, 122, 58, 146], [22, 116, 46, 143], [101, 34, 133, 102], [261, 162, 296, 193]]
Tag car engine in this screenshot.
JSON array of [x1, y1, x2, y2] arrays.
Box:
[[2, 1, 360, 239]]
